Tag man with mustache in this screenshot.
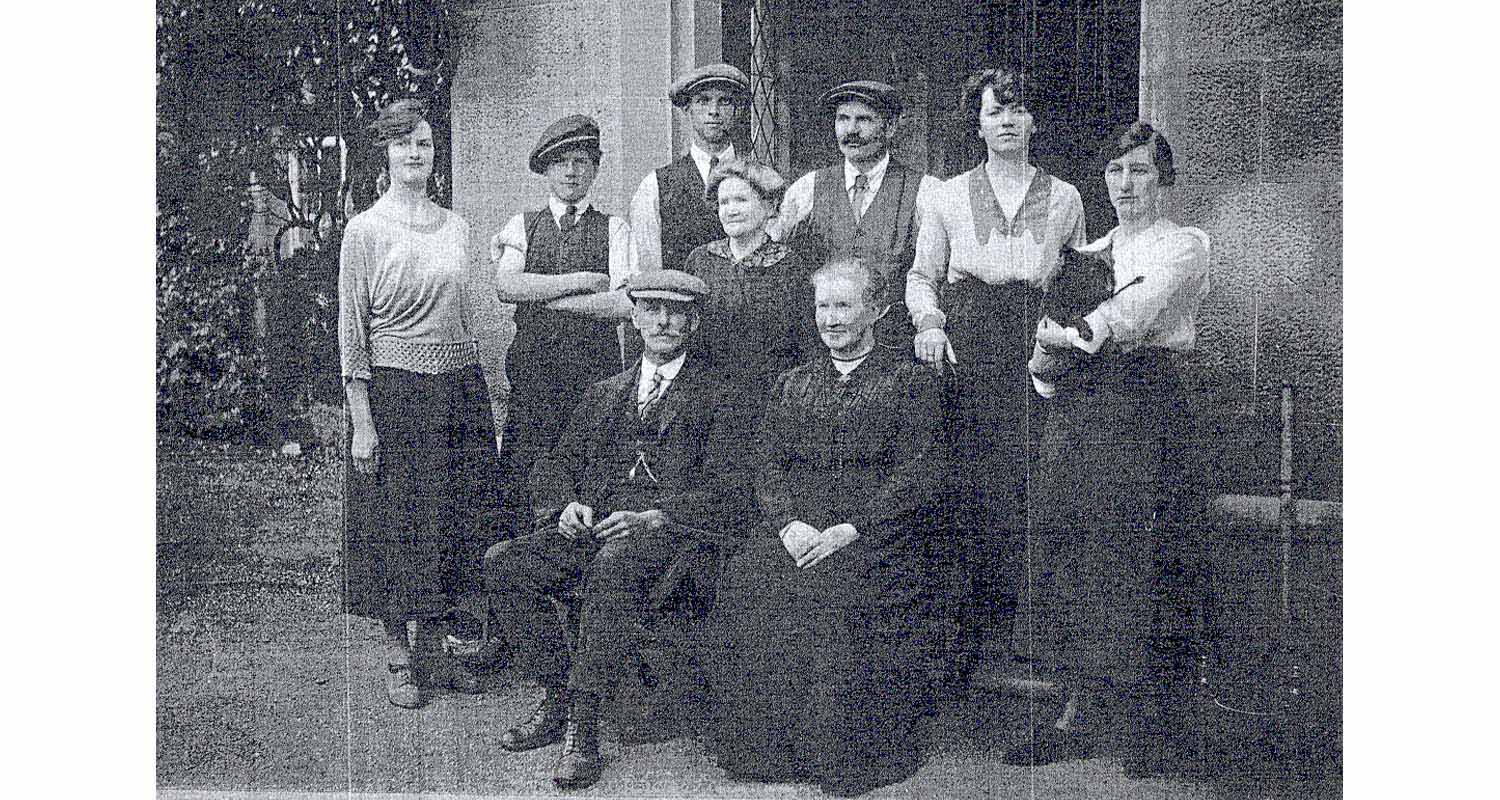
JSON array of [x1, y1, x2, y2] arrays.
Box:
[[770, 80, 939, 345], [629, 63, 750, 272], [484, 270, 744, 791], [489, 115, 637, 538]]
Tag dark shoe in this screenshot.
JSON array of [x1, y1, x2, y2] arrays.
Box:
[[1002, 725, 1086, 766], [552, 701, 604, 790], [385, 662, 423, 709], [500, 687, 568, 752]]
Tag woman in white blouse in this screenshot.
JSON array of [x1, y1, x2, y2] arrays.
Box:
[[1013, 121, 1211, 778], [338, 100, 502, 709]]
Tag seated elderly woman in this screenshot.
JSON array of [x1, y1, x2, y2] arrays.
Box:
[[1014, 120, 1212, 779], [683, 158, 817, 408], [705, 258, 945, 798]]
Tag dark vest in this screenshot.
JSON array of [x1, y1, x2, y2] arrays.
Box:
[[803, 159, 925, 343], [507, 207, 621, 396], [591, 375, 674, 513], [656, 154, 724, 272]]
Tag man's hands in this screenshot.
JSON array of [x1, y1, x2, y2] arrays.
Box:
[[571, 271, 611, 295], [558, 502, 667, 543], [780, 521, 860, 569]]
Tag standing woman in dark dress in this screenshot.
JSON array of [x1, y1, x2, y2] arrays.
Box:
[[683, 159, 816, 407], [339, 100, 504, 708], [1012, 121, 1211, 777]]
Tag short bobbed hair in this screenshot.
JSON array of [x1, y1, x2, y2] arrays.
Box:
[[811, 256, 889, 308], [1098, 120, 1176, 187], [368, 99, 430, 149], [703, 158, 788, 211], [961, 65, 1036, 130]]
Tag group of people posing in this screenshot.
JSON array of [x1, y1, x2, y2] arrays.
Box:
[[338, 61, 1212, 796]]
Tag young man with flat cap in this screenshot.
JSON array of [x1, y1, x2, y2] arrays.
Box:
[[490, 114, 638, 527], [628, 63, 749, 273], [484, 270, 745, 791], [769, 80, 940, 345]]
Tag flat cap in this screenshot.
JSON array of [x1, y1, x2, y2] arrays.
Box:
[[669, 63, 750, 107], [820, 80, 903, 116], [529, 114, 601, 175], [626, 269, 711, 303]]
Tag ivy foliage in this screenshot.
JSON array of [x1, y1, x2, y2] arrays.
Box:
[[156, 0, 453, 437]]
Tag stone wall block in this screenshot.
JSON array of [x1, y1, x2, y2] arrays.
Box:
[[1148, 62, 1261, 186], [1263, 55, 1342, 184], [1156, 0, 1342, 64]]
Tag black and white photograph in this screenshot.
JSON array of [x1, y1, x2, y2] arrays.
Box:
[[143, 0, 1354, 797]]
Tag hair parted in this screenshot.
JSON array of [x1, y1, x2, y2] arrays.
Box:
[[703, 158, 788, 210], [811, 255, 888, 308], [1098, 120, 1176, 186]]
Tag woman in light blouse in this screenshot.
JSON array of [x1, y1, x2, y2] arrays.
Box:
[[338, 100, 502, 709], [904, 66, 1086, 679], [1013, 121, 1211, 777]]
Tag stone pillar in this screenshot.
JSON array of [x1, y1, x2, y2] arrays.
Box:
[[447, 0, 721, 432], [1139, 0, 1342, 501]]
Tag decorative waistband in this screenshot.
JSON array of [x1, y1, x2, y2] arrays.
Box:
[[370, 338, 478, 375]]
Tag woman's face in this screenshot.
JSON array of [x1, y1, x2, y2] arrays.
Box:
[[978, 87, 1035, 156], [717, 176, 773, 240], [1104, 143, 1162, 222], [386, 120, 435, 188]]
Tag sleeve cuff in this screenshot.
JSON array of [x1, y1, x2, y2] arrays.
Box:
[[1069, 310, 1110, 354], [913, 311, 947, 332], [1031, 374, 1057, 398]]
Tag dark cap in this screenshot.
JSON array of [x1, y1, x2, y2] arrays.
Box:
[[626, 270, 711, 303], [669, 64, 750, 108], [820, 80, 903, 117], [529, 115, 602, 175]]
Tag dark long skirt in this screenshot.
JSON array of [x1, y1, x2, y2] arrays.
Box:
[[704, 534, 932, 794], [940, 279, 1047, 641], [343, 364, 504, 622], [1016, 349, 1205, 690]]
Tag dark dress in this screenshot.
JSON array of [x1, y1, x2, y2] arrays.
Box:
[[705, 345, 945, 795], [682, 238, 817, 410]]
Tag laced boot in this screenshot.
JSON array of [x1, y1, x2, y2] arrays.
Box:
[[552, 693, 604, 790], [499, 686, 568, 752]]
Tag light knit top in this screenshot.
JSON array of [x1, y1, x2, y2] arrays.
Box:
[[905, 165, 1086, 331], [338, 204, 477, 380]]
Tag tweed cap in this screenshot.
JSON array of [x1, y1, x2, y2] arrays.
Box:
[[626, 269, 711, 303], [669, 63, 750, 107], [820, 80, 903, 116], [529, 115, 601, 175]]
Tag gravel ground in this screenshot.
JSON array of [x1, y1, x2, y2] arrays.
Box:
[[156, 435, 1332, 799]]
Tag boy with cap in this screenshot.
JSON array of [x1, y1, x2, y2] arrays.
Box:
[[628, 63, 750, 272], [769, 80, 940, 345], [490, 114, 638, 525], [483, 270, 745, 791]]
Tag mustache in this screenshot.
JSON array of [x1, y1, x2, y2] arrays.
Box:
[[840, 134, 870, 146]]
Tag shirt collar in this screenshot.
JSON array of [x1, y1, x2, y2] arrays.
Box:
[[844, 152, 891, 192], [547, 194, 592, 222], [690, 142, 736, 178], [641, 352, 687, 384]]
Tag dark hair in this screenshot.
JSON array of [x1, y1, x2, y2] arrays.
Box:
[[703, 158, 788, 211], [1098, 120, 1176, 186], [368, 99, 430, 148], [811, 256, 889, 308], [961, 65, 1035, 131]]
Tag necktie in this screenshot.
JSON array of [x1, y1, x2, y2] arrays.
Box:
[[708, 155, 720, 181], [560, 203, 577, 232], [639, 370, 666, 419], [850, 174, 869, 223]]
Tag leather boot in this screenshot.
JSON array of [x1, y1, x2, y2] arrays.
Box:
[[552, 694, 604, 790], [417, 620, 483, 694], [500, 686, 569, 751]]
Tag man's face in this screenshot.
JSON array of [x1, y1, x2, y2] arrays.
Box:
[[544, 148, 598, 203], [814, 271, 880, 355], [688, 87, 738, 146], [632, 298, 699, 361], [834, 100, 892, 165]]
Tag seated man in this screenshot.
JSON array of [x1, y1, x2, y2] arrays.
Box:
[[704, 257, 947, 797], [483, 270, 742, 791]]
